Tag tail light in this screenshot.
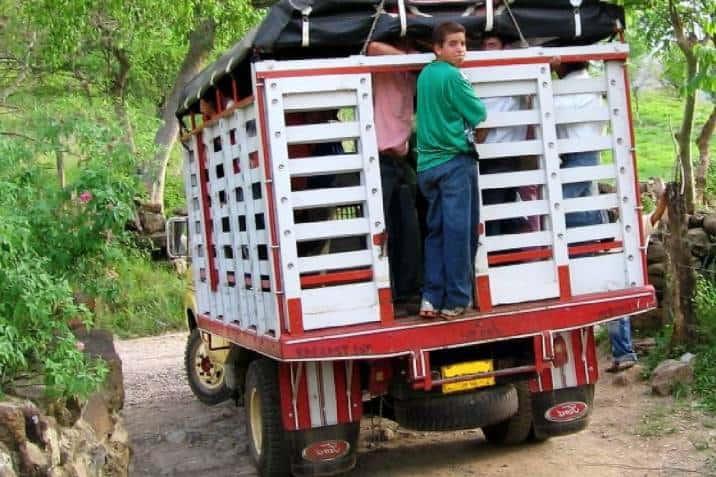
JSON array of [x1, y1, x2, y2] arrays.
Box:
[[552, 335, 569, 368]]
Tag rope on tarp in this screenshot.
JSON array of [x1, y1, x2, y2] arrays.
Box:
[[502, 0, 529, 48], [570, 0, 584, 38], [288, 1, 313, 47], [485, 0, 494, 31], [360, 0, 387, 55], [398, 0, 407, 37]]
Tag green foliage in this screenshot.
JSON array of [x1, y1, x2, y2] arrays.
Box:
[[691, 277, 716, 413]]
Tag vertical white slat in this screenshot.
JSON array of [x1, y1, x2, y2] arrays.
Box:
[[534, 63, 569, 271], [198, 132, 222, 320], [320, 361, 338, 426], [606, 61, 643, 287], [305, 362, 323, 427], [550, 331, 578, 389], [355, 73, 390, 288]]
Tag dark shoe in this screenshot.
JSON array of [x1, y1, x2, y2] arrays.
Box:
[[605, 359, 636, 373]]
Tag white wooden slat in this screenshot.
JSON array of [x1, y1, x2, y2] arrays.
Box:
[[482, 199, 550, 221], [569, 252, 627, 296], [247, 136, 259, 152], [282, 90, 358, 112], [288, 154, 363, 177], [292, 186, 365, 209], [464, 64, 542, 83], [480, 169, 545, 190], [566, 222, 622, 244], [475, 139, 543, 159], [484, 230, 553, 252], [478, 109, 540, 129], [286, 121, 361, 144], [302, 304, 380, 331], [562, 193, 618, 213], [560, 164, 616, 184], [555, 107, 610, 125], [557, 136, 613, 154], [295, 218, 370, 241], [269, 74, 370, 95], [301, 282, 377, 315], [474, 80, 537, 98], [489, 260, 559, 305], [553, 77, 607, 95], [298, 250, 373, 273]]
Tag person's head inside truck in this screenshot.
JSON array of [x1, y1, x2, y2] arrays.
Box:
[[432, 22, 467, 67], [480, 34, 505, 51], [552, 60, 589, 79]]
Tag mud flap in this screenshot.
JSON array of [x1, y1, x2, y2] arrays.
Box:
[[531, 384, 595, 439], [287, 422, 360, 477]]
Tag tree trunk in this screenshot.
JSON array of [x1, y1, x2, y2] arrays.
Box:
[[669, 0, 697, 214], [56, 150, 65, 189], [695, 105, 716, 206], [110, 46, 136, 155], [143, 18, 217, 208], [665, 182, 698, 349]]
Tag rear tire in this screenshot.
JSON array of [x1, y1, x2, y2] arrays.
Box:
[[185, 329, 231, 405], [482, 382, 533, 445], [245, 359, 290, 477], [394, 384, 518, 431]]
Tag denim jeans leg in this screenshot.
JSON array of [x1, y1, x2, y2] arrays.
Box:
[[418, 167, 445, 308], [380, 156, 400, 298], [562, 151, 603, 228], [607, 317, 638, 363], [441, 155, 477, 308]]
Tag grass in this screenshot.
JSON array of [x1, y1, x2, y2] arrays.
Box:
[[93, 255, 187, 338], [632, 90, 715, 181]]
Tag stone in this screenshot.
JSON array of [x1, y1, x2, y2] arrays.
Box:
[[650, 359, 694, 397], [73, 329, 124, 411], [165, 430, 187, 444], [646, 241, 666, 264], [680, 352, 697, 365], [81, 395, 113, 441], [630, 310, 664, 333], [0, 403, 27, 450], [686, 228, 710, 257], [19, 441, 49, 476], [0, 441, 17, 477], [172, 258, 188, 275], [10, 376, 46, 403], [703, 215, 716, 236], [140, 211, 166, 234], [633, 337, 657, 354]]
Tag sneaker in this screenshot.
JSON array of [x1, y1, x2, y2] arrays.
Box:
[[419, 299, 438, 319], [440, 306, 466, 320], [605, 359, 636, 373]]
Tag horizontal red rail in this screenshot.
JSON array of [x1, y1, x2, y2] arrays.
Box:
[[568, 240, 623, 256], [300, 268, 373, 288]]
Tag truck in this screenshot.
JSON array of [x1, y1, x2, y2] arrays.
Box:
[[167, 1, 655, 475]]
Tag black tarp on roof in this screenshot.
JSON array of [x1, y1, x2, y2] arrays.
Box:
[[177, 0, 624, 116]]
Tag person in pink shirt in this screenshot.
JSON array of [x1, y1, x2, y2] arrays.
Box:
[[368, 41, 421, 315]]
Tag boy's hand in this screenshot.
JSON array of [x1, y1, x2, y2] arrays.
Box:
[[651, 177, 665, 198], [474, 128, 488, 144]]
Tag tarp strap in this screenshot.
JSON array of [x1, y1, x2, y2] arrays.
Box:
[[360, 0, 386, 55], [301, 6, 312, 47], [398, 0, 407, 37], [573, 8, 582, 37], [503, 0, 529, 48], [485, 0, 494, 31]]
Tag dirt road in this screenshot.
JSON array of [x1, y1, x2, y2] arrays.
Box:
[[117, 333, 715, 477]]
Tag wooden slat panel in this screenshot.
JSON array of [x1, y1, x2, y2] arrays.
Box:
[[553, 77, 607, 95], [566, 222, 622, 244], [478, 109, 540, 129], [480, 169, 545, 190], [301, 282, 377, 315], [475, 139, 543, 159], [474, 80, 537, 98], [560, 164, 616, 184], [298, 250, 373, 273], [292, 186, 365, 209], [562, 194, 618, 213], [489, 260, 559, 305], [283, 90, 358, 112], [464, 64, 541, 83], [569, 253, 627, 296], [286, 122, 360, 144], [484, 231, 553, 252], [482, 199, 550, 221], [289, 154, 363, 177], [557, 136, 613, 154], [555, 107, 610, 125], [295, 218, 370, 241]]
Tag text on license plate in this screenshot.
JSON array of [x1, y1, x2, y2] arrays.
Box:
[[441, 359, 495, 394]]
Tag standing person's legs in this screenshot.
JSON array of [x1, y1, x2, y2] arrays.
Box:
[[417, 165, 445, 316], [440, 155, 477, 311], [380, 156, 400, 298], [394, 161, 421, 302], [606, 317, 638, 371], [562, 151, 603, 228]]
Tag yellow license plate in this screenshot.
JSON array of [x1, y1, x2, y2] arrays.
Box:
[[441, 359, 495, 394]]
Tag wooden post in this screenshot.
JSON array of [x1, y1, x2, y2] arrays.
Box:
[[665, 182, 698, 348]]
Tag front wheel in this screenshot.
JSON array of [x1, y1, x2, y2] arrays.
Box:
[[185, 329, 231, 405], [245, 359, 290, 477], [482, 381, 534, 445]]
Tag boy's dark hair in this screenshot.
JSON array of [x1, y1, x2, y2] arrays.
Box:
[[432, 22, 466, 46], [561, 61, 589, 75]]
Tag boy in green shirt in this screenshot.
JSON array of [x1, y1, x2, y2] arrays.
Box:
[[417, 22, 487, 319]]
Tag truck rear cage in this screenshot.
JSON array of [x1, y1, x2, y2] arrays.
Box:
[[180, 43, 655, 360]]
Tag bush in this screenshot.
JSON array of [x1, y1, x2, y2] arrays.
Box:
[[693, 276, 716, 413]]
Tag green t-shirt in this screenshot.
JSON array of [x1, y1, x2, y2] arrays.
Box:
[[416, 60, 487, 172]]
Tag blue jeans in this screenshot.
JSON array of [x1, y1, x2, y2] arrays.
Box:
[[561, 151, 603, 228], [418, 155, 478, 309], [607, 317, 638, 363]]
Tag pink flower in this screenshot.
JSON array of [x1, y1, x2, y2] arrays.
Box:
[[79, 191, 93, 203]]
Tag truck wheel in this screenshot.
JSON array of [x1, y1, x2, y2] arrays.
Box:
[[394, 384, 518, 431], [245, 359, 290, 477], [185, 329, 231, 405], [482, 382, 533, 445]]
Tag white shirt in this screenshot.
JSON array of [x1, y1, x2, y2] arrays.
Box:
[[482, 96, 527, 144], [554, 69, 604, 140]]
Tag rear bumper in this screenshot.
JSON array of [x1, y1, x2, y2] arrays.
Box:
[[198, 286, 656, 361]]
